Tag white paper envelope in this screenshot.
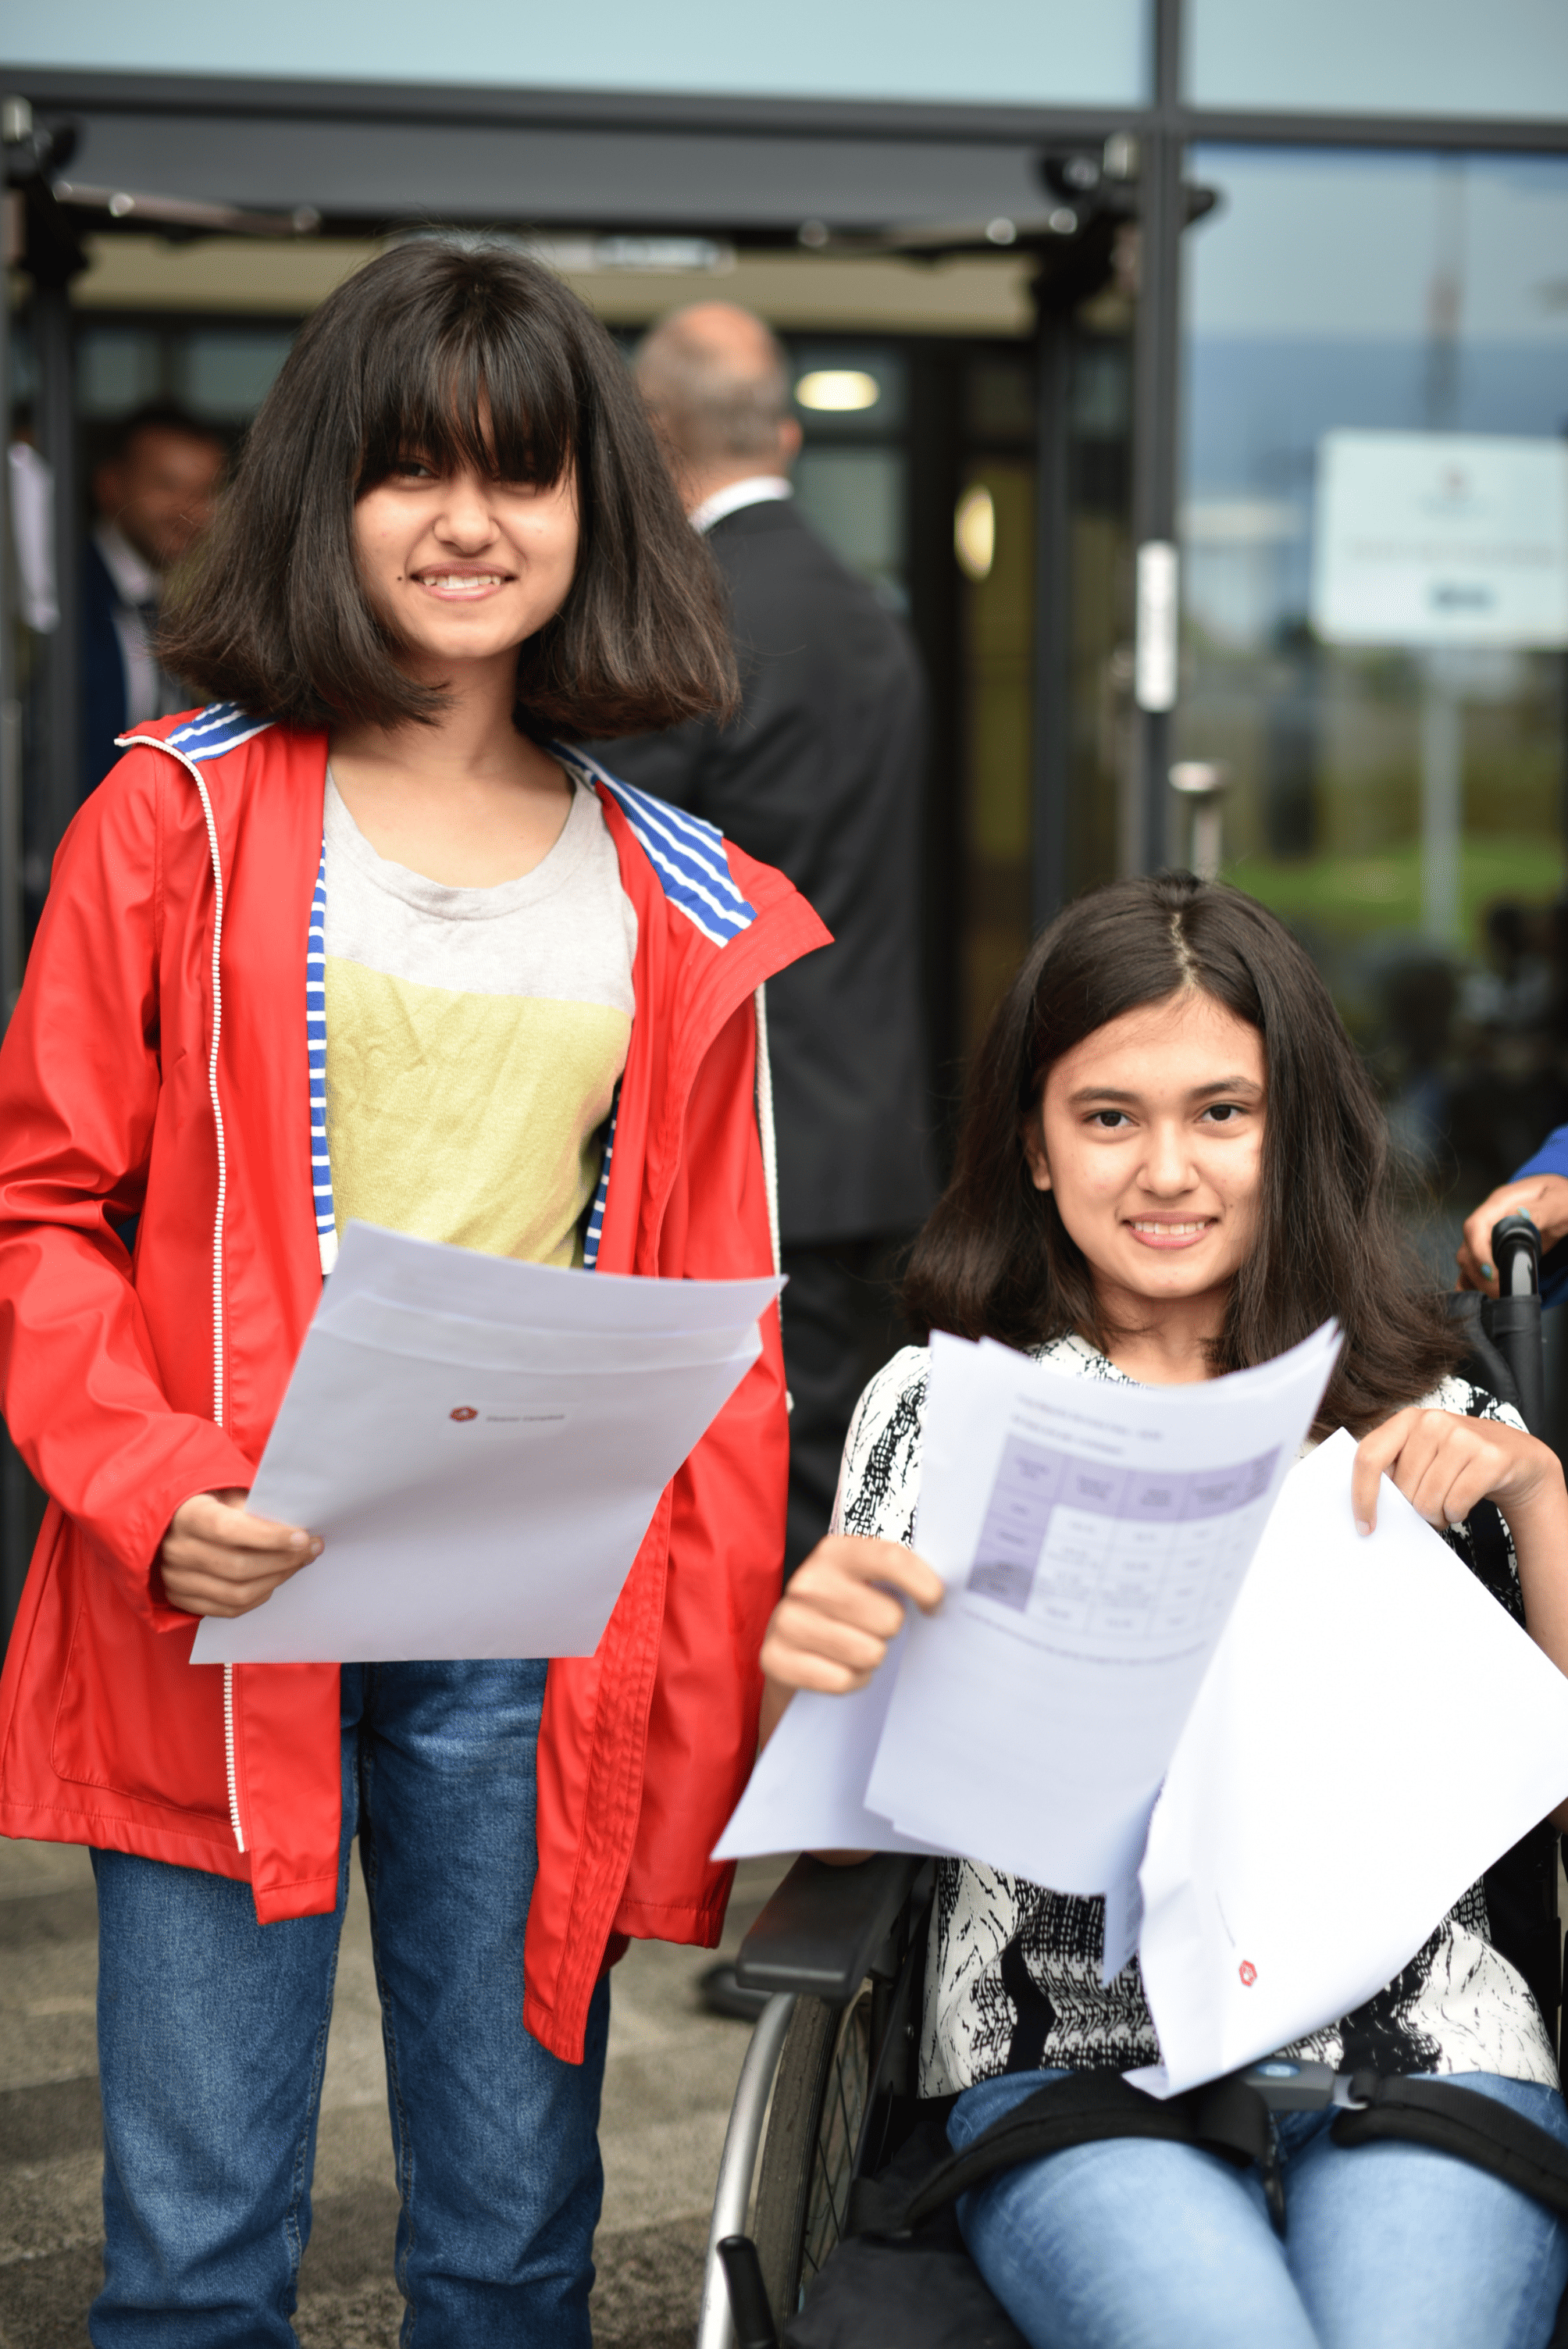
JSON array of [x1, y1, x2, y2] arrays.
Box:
[[321, 1219, 782, 1336], [329, 1292, 762, 1374], [191, 1225, 774, 1664]]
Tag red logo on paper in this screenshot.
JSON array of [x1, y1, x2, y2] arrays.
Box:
[[450, 1406, 479, 1422], [1238, 1960, 1257, 1987]]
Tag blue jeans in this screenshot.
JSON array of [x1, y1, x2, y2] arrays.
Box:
[[90, 1660, 609, 2349], [950, 2066, 1568, 2349]]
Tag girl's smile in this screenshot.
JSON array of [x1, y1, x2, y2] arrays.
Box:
[[1125, 1216, 1217, 1247], [412, 566, 513, 597]]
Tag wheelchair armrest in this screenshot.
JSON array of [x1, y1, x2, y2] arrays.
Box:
[[733, 1852, 927, 2005]]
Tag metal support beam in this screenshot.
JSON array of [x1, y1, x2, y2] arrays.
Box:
[[1031, 309, 1071, 930], [1129, 0, 1186, 875], [33, 282, 79, 872]]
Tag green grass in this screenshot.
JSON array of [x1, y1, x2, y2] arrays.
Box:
[[1221, 836, 1565, 954]]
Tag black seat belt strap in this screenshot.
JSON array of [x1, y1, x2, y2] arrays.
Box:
[[1331, 2075, 1568, 2219], [901, 2073, 1268, 2232], [899, 2066, 1568, 2240]]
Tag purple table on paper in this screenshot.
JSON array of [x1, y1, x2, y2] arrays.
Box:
[[968, 1438, 1278, 1646]]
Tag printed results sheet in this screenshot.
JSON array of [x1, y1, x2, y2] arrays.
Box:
[[864, 1327, 1339, 1897], [719, 1324, 1339, 1915]]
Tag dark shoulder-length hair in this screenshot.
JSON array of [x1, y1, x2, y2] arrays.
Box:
[[161, 240, 738, 738], [903, 870, 1465, 1435]]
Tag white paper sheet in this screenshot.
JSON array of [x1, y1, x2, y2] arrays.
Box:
[[862, 1324, 1341, 1893], [191, 1221, 780, 1665], [1134, 1428, 1568, 2094], [713, 1627, 945, 1862]]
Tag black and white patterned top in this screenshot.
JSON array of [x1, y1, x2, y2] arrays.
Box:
[[832, 1335, 1559, 2095]]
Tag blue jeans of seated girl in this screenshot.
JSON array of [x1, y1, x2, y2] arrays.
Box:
[[89, 1660, 608, 2349], [950, 2065, 1568, 2349]]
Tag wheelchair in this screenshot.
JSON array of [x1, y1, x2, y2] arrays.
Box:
[[696, 1217, 1568, 2349]]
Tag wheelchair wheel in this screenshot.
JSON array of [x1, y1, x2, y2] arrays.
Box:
[[751, 1984, 875, 2326]]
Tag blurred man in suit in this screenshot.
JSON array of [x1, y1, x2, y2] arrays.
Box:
[[83, 404, 225, 800], [604, 302, 935, 1573]]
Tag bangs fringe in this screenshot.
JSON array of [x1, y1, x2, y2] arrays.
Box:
[[355, 285, 579, 493]]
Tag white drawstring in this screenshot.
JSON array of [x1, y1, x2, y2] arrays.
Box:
[[117, 731, 245, 1855], [753, 984, 782, 1281], [754, 984, 790, 1414]]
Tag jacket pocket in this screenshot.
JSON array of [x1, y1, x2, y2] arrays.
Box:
[[51, 1577, 232, 1823]]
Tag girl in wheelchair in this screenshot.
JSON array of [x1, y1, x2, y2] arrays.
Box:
[[758, 872, 1568, 2349]]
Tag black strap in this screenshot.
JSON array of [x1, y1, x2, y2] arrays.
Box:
[[1331, 2076, 1568, 2220], [900, 2069, 1568, 2237], [902, 2073, 1267, 2230]]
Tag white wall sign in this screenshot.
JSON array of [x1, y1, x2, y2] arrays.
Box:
[[1311, 430, 1568, 650]]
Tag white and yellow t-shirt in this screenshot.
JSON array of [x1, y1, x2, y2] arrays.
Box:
[[322, 769, 636, 1266]]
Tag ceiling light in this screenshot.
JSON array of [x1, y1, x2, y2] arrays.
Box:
[[795, 369, 880, 412]]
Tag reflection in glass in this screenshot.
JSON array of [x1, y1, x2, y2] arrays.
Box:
[[793, 450, 906, 613], [180, 330, 298, 422], [795, 370, 881, 413], [954, 486, 996, 582], [960, 456, 1035, 1049], [1188, 0, 1568, 121], [1180, 146, 1568, 1258]]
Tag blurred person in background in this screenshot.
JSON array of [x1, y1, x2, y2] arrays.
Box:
[[601, 301, 935, 1577], [84, 402, 225, 799]]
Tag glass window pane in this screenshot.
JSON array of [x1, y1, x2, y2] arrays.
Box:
[[1188, 0, 1568, 119], [1179, 146, 1568, 1264], [792, 449, 906, 611], [11, 0, 1147, 105], [179, 330, 297, 422], [77, 329, 165, 419]]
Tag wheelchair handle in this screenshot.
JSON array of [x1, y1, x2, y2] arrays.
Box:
[[1485, 1215, 1545, 1435], [1492, 1214, 1541, 1299]]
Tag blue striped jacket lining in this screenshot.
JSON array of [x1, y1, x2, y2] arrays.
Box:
[[164, 700, 276, 762], [552, 743, 757, 947]]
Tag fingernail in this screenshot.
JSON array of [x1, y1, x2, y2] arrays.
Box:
[[1481, 1264, 1493, 1280], [290, 1531, 309, 1547], [1355, 1518, 1372, 1538]]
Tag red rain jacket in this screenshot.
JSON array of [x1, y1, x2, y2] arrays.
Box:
[[0, 711, 829, 2062]]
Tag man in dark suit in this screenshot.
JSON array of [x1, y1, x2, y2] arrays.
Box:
[[82, 404, 224, 801], [604, 302, 935, 1573]]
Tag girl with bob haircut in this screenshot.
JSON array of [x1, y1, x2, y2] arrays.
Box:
[[762, 872, 1568, 2349], [0, 240, 827, 2345]]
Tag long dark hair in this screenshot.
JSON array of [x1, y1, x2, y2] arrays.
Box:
[[162, 241, 739, 739], [903, 872, 1465, 1435]]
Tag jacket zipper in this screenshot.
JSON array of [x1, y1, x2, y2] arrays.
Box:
[[118, 733, 244, 1855]]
